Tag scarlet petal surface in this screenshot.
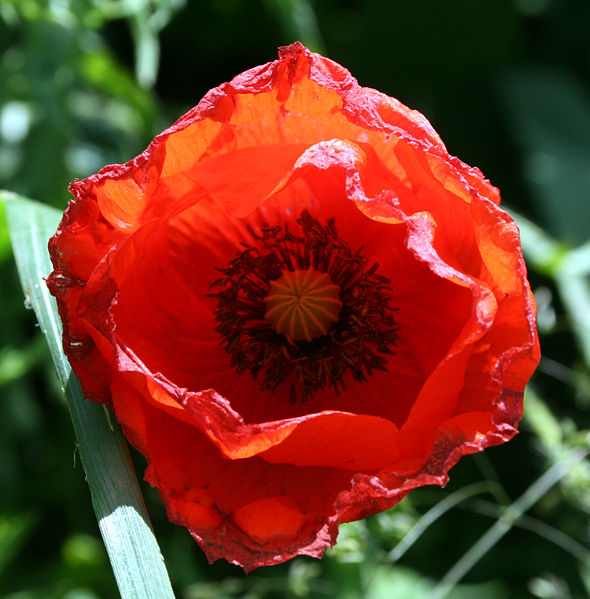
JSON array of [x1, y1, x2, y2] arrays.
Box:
[[48, 42, 539, 570]]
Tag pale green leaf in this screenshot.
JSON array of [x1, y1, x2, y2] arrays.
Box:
[[2, 191, 176, 599]]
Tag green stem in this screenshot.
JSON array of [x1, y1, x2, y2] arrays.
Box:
[[430, 447, 589, 599]]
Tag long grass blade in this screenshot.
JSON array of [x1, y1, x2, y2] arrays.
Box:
[[388, 481, 501, 563], [2, 191, 176, 599], [464, 499, 590, 563]]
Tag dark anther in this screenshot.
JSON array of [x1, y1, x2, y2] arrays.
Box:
[[209, 210, 399, 403]]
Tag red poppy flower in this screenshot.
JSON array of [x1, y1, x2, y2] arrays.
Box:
[[48, 43, 540, 571]]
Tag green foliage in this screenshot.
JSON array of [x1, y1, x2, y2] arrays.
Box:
[[1, 1, 590, 598]]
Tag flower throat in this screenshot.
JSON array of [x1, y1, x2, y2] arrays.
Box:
[[209, 210, 398, 403]]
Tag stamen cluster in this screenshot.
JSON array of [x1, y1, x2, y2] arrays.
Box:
[[209, 210, 398, 403]]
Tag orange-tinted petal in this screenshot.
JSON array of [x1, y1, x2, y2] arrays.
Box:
[[48, 42, 539, 570]]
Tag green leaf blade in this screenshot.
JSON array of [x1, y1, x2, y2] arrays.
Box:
[[2, 191, 176, 599]]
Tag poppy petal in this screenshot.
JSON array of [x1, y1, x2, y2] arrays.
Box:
[[48, 42, 539, 570]]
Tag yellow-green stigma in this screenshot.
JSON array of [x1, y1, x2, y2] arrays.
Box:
[[264, 269, 342, 342]]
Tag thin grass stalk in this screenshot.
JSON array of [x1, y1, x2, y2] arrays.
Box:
[[430, 446, 589, 599]]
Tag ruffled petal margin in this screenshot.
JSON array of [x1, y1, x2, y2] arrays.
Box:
[[47, 42, 540, 570]]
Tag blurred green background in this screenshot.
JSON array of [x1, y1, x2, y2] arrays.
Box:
[[1, 1, 590, 598]]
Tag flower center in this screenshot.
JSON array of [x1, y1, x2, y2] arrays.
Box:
[[264, 269, 342, 342], [209, 210, 398, 403]]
